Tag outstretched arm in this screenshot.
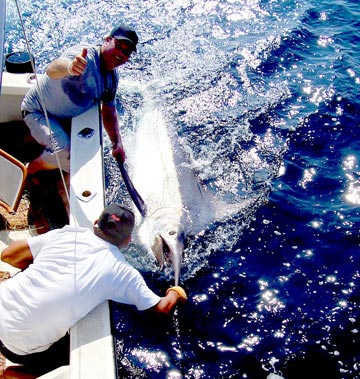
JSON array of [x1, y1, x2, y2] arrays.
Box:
[[1, 240, 33, 270], [101, 102, 126, 163]]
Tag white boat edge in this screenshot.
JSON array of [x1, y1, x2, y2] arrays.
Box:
[[0, 72, 117, 379]]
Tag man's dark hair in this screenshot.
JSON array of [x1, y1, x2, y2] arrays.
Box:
[[97, 204, 134, 245]]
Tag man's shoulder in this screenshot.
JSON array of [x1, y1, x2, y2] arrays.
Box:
[[61, 225, 94, 234], [43, 225, 93, 238]]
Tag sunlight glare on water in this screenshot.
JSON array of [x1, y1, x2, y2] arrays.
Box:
[[5, 0, 360, 377], [343, 155, 360, 205]]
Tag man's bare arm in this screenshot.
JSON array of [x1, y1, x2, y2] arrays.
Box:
[[101, 102, 126, 162], [1, 240, 33, 270]]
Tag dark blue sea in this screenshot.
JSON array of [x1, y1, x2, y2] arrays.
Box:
[[5, 0, 360, 378]]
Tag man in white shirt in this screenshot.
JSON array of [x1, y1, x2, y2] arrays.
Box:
[[0, 203, 187, 369]]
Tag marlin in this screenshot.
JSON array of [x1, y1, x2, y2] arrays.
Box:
[[129, 102, 192, 286], [127, 94, 257, 285]]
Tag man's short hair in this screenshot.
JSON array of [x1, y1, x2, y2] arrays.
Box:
[[98, 204, 134, 245]]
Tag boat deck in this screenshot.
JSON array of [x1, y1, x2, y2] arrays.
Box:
[[0, 73, 117, 379]]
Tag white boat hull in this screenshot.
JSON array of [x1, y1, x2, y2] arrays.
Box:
[[0, 72, 116, 378]]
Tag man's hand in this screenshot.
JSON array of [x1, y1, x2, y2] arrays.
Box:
[[68, 48, 88, 76], [46, 48, 88, 79], [166, 286, 187, 303], [112, 143, 126, 163], [152, 286, 188, 315]]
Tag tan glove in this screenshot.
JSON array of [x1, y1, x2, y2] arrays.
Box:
[[166, 286, 187, 303]]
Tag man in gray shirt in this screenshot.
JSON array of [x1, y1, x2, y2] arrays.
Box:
[[22, 25, 138, 174]]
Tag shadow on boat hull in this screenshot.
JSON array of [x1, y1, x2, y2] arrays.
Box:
[[0, 120, 69, 233]]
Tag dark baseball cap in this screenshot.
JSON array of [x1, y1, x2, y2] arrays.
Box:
[[109, 25, 138, 52], [98, 204, 135, 245]]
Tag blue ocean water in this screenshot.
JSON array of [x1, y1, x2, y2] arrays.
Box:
[[4, 0, 360, 378]]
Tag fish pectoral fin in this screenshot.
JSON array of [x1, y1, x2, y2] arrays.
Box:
[[151, 235, 165, 270]]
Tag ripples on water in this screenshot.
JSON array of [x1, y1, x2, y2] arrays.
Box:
[[5, 0, 360, 377]]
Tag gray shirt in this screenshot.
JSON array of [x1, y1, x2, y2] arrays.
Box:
[[22, 44, 119, 118]]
